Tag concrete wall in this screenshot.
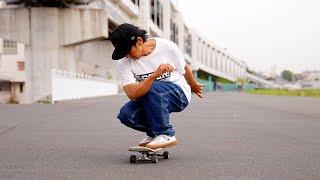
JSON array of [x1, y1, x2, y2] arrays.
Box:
[[0, 1, 4, 9], [62, 8, 108, 46], [97, 0, 139, 25], [0, 92, 11, 103], [0, 8, 109, 103], [52, 69, 118, 102], [74, 40, 118, 81]]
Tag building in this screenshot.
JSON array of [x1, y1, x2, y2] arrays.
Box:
[[0, 0, 249, 103], [0, 39, 26, 103], [296, 70, 320, 89]]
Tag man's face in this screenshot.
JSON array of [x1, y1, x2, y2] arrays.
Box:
[[126, 37, 143, 60]]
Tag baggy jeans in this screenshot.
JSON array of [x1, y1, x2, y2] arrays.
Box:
[[117, 81, 189, 137]]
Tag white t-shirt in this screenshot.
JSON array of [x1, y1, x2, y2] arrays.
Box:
[[117, 37, 191, 102]]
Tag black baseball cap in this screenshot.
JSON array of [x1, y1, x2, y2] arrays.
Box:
[[109, 23, 140, 60]]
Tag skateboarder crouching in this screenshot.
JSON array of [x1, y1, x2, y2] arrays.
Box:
[[110, 23, 204, 149]]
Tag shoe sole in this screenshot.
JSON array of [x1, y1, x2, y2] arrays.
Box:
[[138, 142, 150, 147], [146, 140, 178, 149]]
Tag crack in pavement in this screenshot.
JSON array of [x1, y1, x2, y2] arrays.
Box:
[[0, 124, 18, 137]]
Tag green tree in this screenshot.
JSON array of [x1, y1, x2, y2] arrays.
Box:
[[281, 70, 294, 82]]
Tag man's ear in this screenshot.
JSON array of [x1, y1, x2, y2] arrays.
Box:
[[136, 37, 144, 45]]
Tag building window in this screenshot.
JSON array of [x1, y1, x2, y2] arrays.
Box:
[[131, 0, 139, 6], [202, 41, 206, 64], [184, 26, 192, 57], [197, 38, 201, 60], [207, 45, 211, 67], [3, 40, 17, 54], [170, 19, 179, 44], [17, 62, 25, 71], [150, 0, 163, 29]]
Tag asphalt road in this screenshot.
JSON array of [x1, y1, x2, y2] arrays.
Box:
[[0, 92, 320, 180]]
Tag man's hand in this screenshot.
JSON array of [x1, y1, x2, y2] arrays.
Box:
[[151, 64, 175, 78], [183, 65, 205, 99], [190, 83, 205, 98]]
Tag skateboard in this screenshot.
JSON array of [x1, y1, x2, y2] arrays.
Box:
[[128, 146, 169, 163]]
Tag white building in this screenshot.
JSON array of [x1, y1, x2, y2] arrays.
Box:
[[0, 0, 249, 103]]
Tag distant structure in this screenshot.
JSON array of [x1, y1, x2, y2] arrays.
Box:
[[0, 0, 274, 104], [0, 39, 25, 103], [295, 71, 320, 89], [5, 0, 95, 7]]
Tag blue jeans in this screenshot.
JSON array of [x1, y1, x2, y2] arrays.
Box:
[[117, 81, 189, 137]]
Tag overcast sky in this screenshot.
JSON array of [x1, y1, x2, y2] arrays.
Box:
[[179, 0, 320, 74]]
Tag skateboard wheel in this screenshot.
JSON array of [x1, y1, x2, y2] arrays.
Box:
[[163, 151, 169, 159], [130, 155, 136, 163], [151, 154, 158, 163]]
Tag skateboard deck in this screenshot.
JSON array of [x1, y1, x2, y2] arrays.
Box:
[[129, 146, 162, 153], [128, 146, 169, 163]]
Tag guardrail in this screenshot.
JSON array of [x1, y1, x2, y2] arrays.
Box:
[[246, 72, 280, 89], [51, 69, 118, 103]]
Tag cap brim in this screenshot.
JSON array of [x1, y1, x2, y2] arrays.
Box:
[[112, 47, 130, 60]]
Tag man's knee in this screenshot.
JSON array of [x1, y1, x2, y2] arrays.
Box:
[[146, 82, 166, 99], [148, 81, 165, 93], [117, 104, 131, 124]]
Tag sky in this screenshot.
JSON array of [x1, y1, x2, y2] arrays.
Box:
[[178, 0, 320, 75]]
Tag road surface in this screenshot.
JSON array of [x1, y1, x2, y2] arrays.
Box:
[[1, 92, 320, 180]]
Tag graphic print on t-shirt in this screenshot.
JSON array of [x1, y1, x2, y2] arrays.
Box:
[[134, 72, 171, 82]]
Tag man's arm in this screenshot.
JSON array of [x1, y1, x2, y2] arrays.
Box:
[[123, 64, 174, 100], [123, 75, 156, 100], [184, 64, 204, 98]]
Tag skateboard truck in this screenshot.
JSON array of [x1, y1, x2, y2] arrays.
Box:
[[129, 146, 169, 163]]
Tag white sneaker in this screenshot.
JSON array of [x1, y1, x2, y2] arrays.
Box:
[[146, 135, 178, 149], [138, 136, 154, 146]]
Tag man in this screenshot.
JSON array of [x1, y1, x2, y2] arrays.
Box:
[[110, 23, 204, 149]]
